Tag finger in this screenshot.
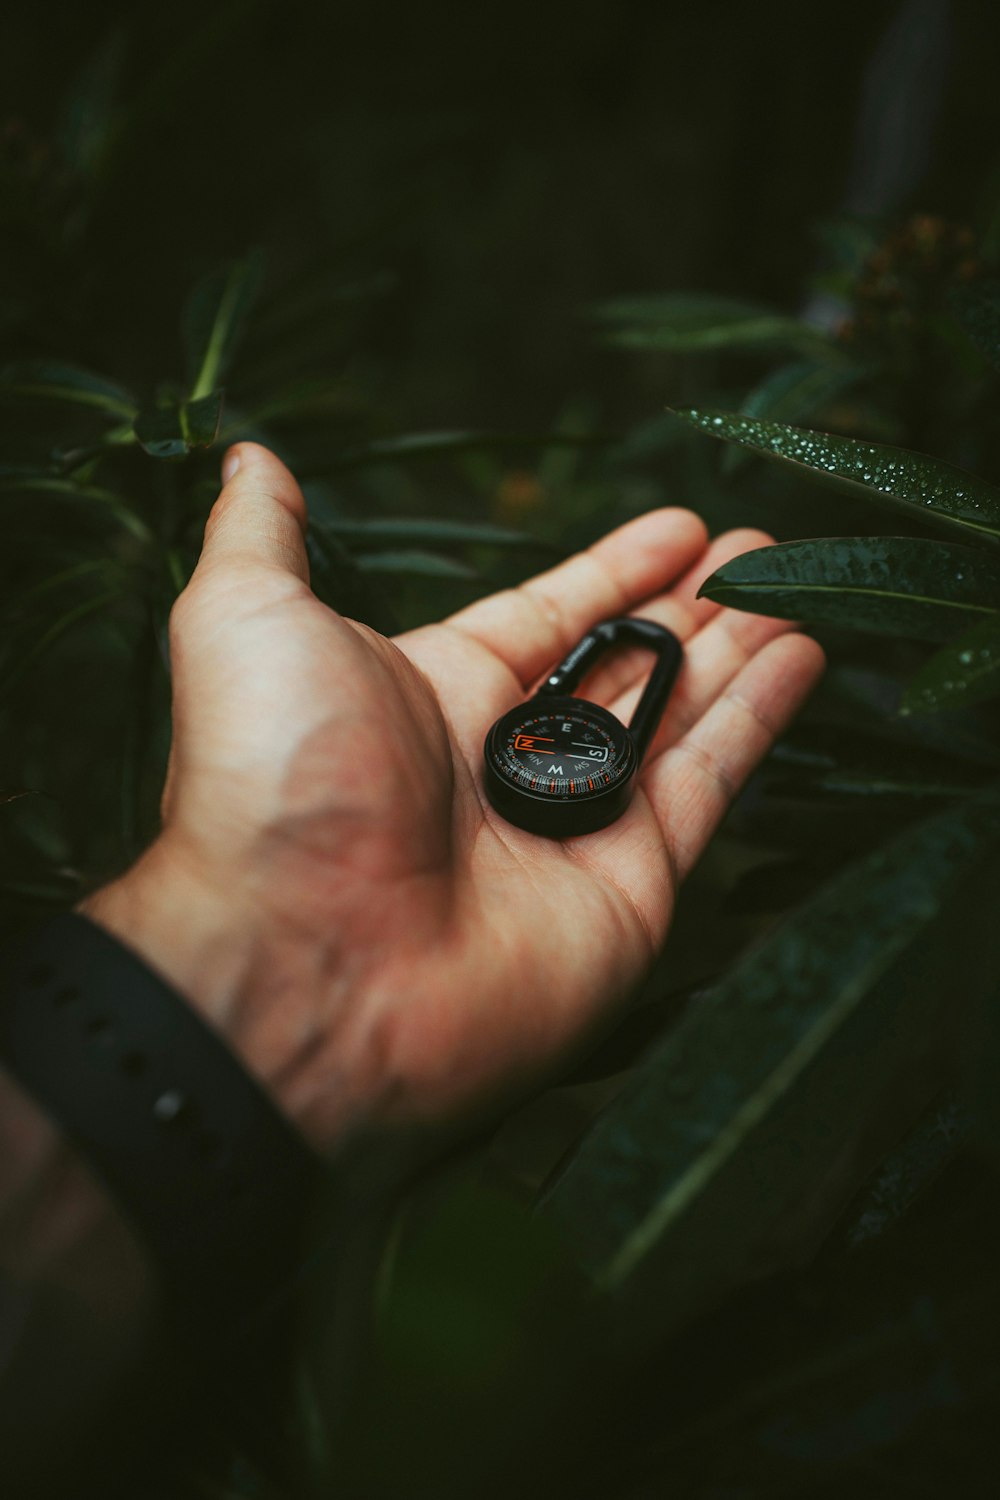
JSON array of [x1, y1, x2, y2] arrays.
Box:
[[573, 528, 779, 708], [191, 442, 310, 586], [446, 506, 709, 689], [644, 632, 826, 883]]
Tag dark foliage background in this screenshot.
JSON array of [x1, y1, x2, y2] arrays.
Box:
[[5, 2, 1000, 1496]]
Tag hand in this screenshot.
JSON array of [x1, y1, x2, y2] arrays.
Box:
[[81, 443, 825, 1151]]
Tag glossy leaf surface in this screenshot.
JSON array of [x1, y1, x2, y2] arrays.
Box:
[[697, 536, 1000, 641], [539, 785, 1000, 1350], [674, 407, 1000, 541], [900, 613, 1000, 715]]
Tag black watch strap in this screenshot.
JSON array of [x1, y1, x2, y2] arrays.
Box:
[[0, 912, 327, 1342]]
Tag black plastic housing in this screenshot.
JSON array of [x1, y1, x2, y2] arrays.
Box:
[[483, 696, 636, 837]]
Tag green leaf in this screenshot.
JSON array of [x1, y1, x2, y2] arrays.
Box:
[[333, 429, 608, 470], [3, 559, 122, 616], [226, 376, 361, 431], [0, 476, 152, 541], [950, 279, 1000, 373], [836, 1089, 968, 1251], [673, 407, 1000, 543], [697, 537, 1000, 641], [723, 361, 869, 478], [354, 549, 478, 579], [538, 785, 1000, 1351], [738, 359, 867, 425], [323, 517, 539, 549], [767, 724, 992, 800], [133, 406, 188, 459], [134, 392, 222, 458], [179, 389, 223, 448], [900, 613, 1000, 715], [184, 248, 266, 400], [0, 361, 138, 419], [592, 294, 832, 355], [305, 527, 398, 635], [0, 589, 125, 697]]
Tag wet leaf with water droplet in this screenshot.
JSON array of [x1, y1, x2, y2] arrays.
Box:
[[901, 613, 1000, 714], [696, 537, 1000, 641], [672, 408, 1000, 542], [538, 786, 1000, 1352]]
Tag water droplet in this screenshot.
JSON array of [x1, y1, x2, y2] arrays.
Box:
[[959, 650, 974, 664]]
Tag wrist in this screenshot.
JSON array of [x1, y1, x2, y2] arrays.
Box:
[[75, 837, 255, 1046], [73, 838, 375, 1152]]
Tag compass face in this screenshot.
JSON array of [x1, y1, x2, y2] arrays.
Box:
[[488, 699, 633, 802]]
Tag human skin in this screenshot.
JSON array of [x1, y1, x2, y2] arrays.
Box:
[[0, 439, 825, 1303]]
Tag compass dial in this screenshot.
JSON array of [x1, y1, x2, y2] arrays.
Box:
[[483, 695, 636, 836], [492, 706, 630, 797]]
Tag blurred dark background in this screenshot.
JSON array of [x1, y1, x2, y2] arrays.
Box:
[[7, 7, 1000, 1498], [6, 0, 1000, 438]]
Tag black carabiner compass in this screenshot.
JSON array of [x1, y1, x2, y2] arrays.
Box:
[[483, 617, 683, 837]]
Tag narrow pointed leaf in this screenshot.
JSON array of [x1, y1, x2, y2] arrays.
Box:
[[184, 248, 266, 399], [836, 1090, 968, 1251], [592, 294, 832, 355], [767, 724, 992, 799], [0, 589, 125, 697], [0, 477, 152, 539], [697, 537, 1000, 641], [538, 785, 1000, 1351], [4, 559, 121, 615], [133, 405, 187, 459], [333, 429, 607, 469], [0, 361, 137, 419], [900, 612, 1000, 714], [723, 361, 869, 476], [305, 527, 397, 636], [674, 407, 1000, 542], [739, 359, 867, 425], [323, 517, 539, 548], [354, 549, 478, 579], [180, 389, 223, 448]]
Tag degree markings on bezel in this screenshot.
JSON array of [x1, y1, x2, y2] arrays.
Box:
[[496, 709, 628, 798]]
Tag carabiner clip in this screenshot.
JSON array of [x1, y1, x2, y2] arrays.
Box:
[[483, 617, 683, 837]]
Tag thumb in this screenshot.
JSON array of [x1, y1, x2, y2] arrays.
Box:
[[194, 442, 310, 585]]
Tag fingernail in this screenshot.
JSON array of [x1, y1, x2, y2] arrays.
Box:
[[222, 448, 241, 484]]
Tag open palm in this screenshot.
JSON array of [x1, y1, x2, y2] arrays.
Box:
[[88, 444, 824, 1152]]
